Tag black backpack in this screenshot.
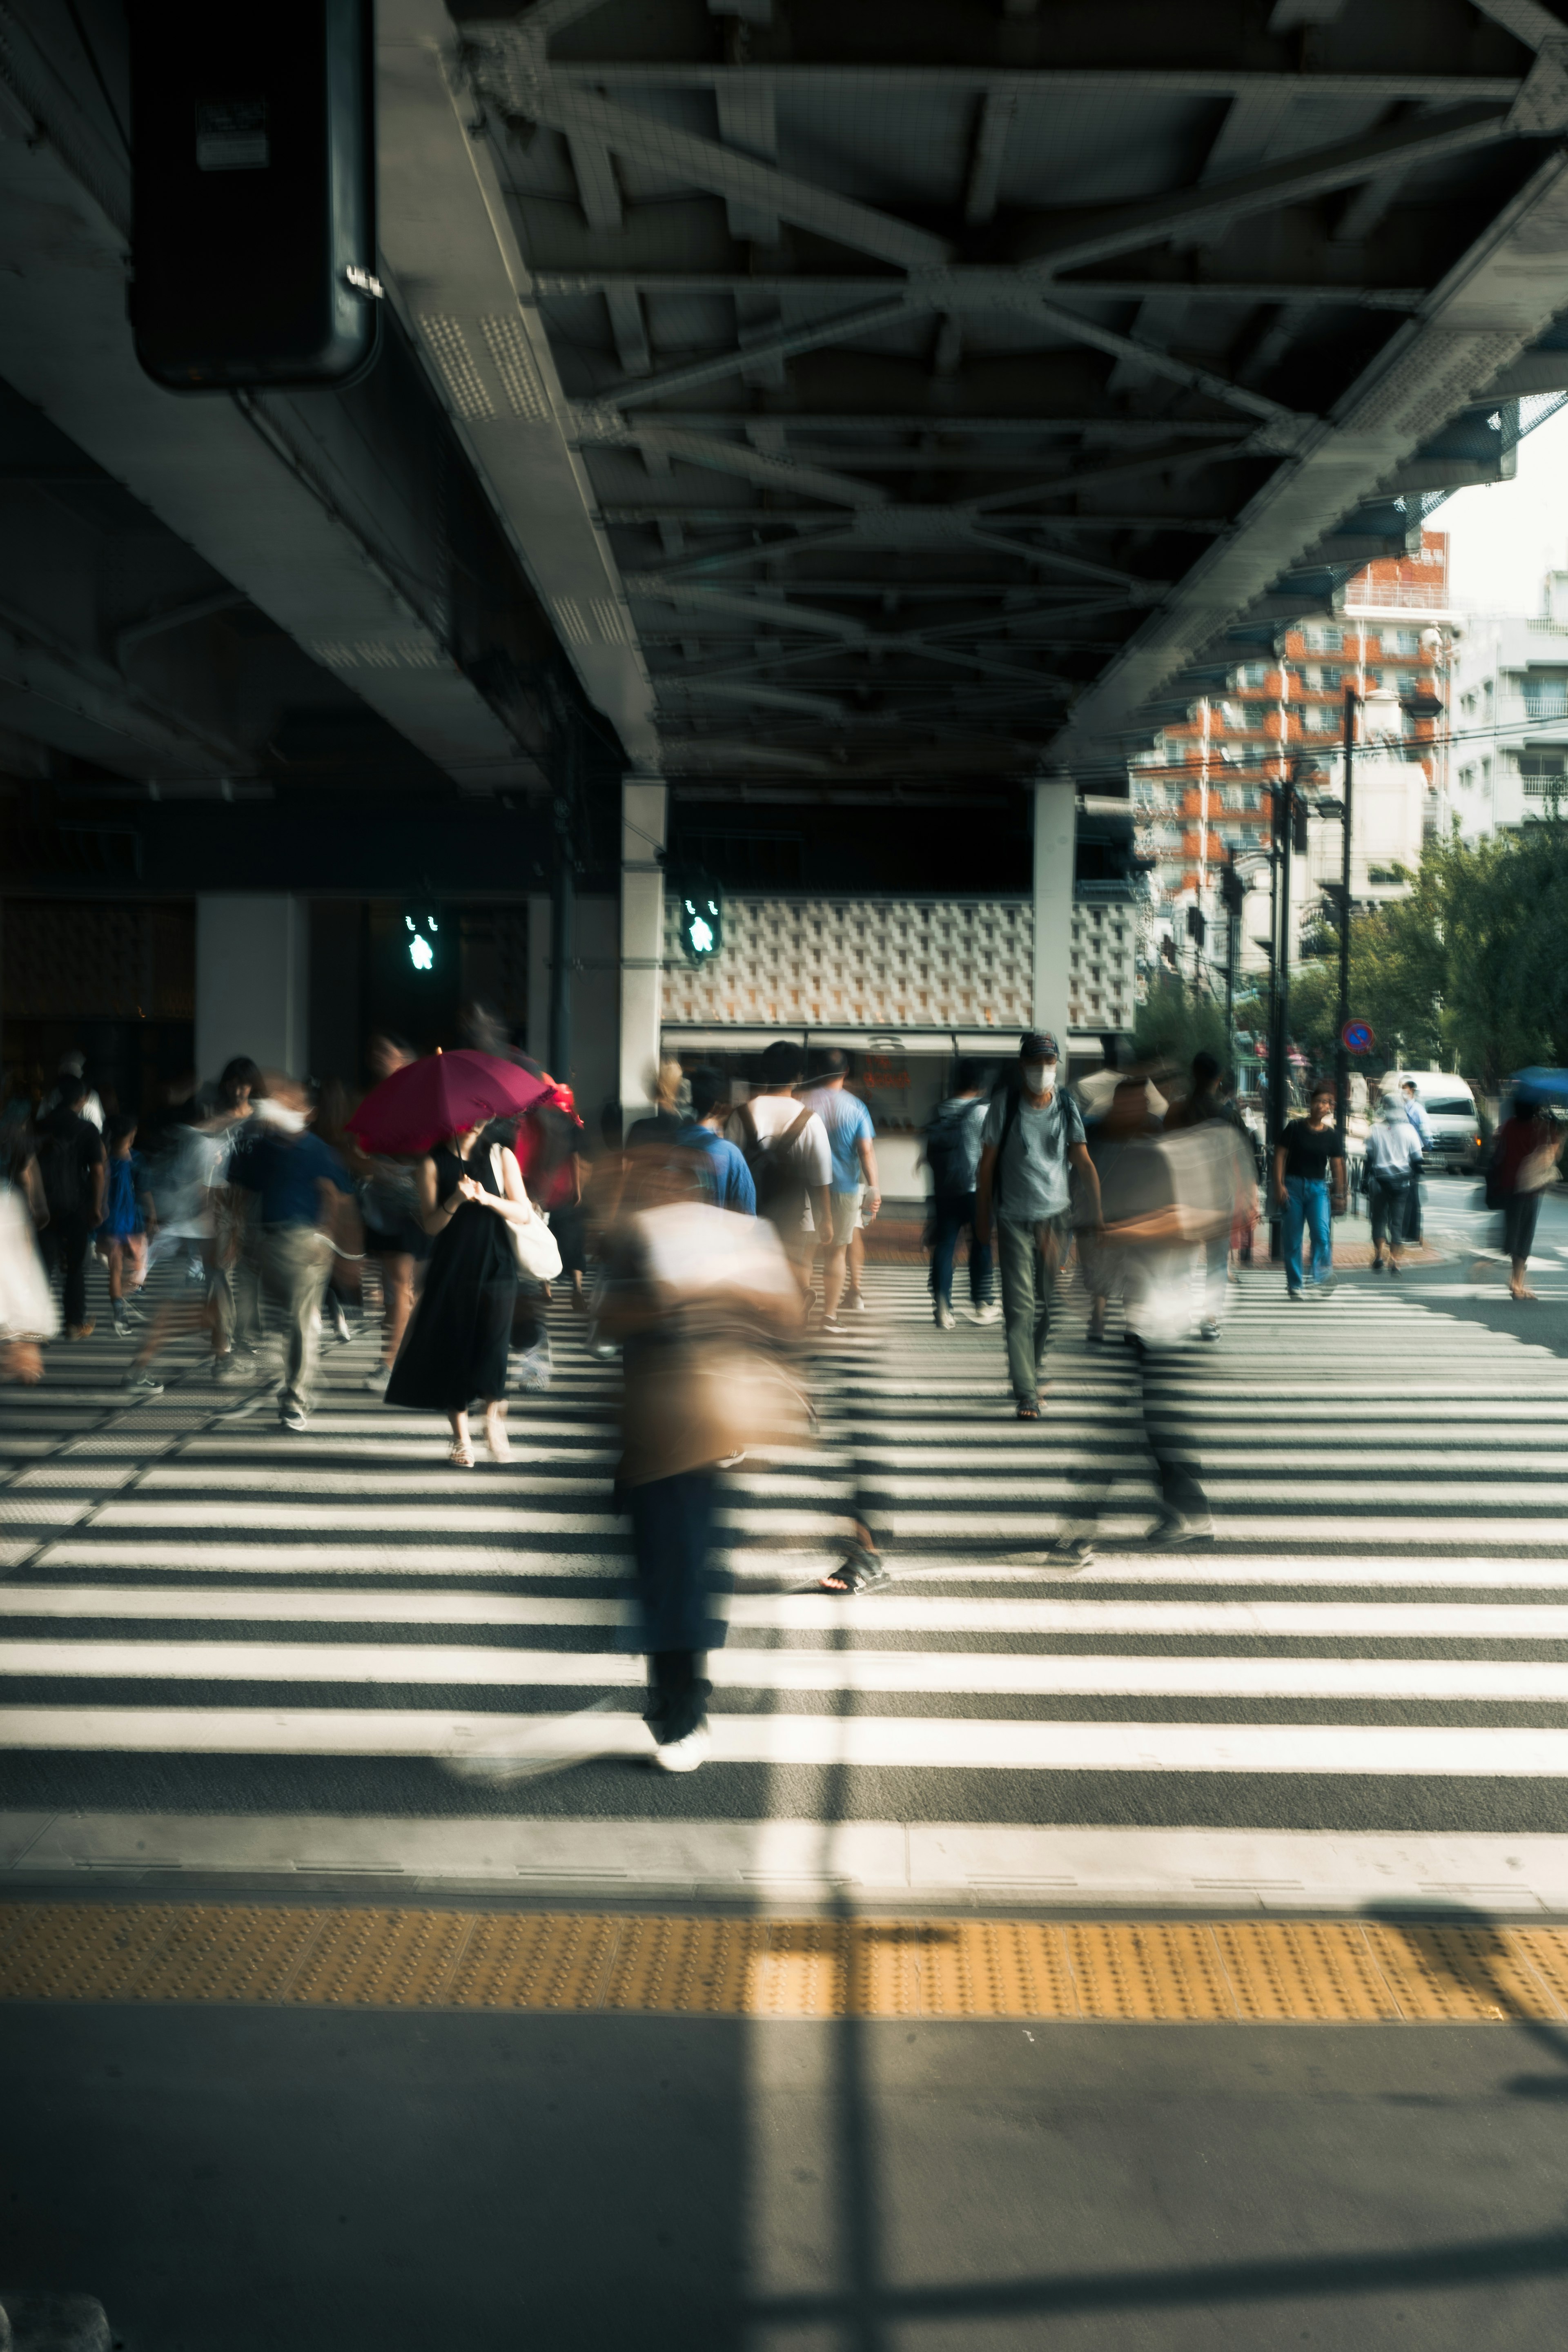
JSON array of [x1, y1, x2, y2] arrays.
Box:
[[738, 1100, 813, 1224], [37, 1114, 86, 1218], [924, 1100, 978, 1197]]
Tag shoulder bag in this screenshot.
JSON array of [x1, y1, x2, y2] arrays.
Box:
[[490, 1146, 562, 1281]]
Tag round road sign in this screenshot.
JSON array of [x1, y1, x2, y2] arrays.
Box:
[[1342, 1020, 1374, 1055]]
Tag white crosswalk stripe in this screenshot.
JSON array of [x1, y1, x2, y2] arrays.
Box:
[[6, 1256, 1568, 1905]]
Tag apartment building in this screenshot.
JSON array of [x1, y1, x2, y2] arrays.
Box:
[[1131, 534, 1451, 972], [1451, 570, 1568, 835]]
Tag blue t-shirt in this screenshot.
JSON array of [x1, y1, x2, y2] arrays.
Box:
[[800, 1086, 875, 1194], [100, 1152, 145, 1240], [677, 1123, 756, 1214], [233, 1128, 352, 1226]]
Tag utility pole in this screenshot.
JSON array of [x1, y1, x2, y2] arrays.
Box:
[[1334, 684, 1358, 1156], [1266, 772, 1293, 1258], [1220, 858, 1246, 1071]]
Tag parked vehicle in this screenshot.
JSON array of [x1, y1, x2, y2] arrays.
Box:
[[1384, 1068, 1483, 1171]]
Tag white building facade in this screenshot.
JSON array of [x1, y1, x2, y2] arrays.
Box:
[[1451, 576, 1568, 837]]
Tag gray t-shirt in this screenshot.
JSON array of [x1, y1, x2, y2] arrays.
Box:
[[982, 1085, 1086, 1222]]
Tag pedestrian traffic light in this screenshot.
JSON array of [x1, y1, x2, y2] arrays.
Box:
[[404, 909, 441, 974], [675, 883, 724, 966]]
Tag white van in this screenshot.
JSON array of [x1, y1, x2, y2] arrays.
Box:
[[1384, 1069, 1483, 1172]]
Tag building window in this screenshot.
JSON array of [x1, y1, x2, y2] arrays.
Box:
[[1301, 625, 1344, 653], [1523, 671, 1568, 720], [1304, 666, 1343, 692]]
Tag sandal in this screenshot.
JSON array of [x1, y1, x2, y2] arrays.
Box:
[[448, 1437, 475, 1468], [1016, 1401, 1041, 1421], [817, 1541, 890, 1597]]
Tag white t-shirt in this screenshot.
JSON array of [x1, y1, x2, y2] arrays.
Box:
[[731, 1095, 832, 1190]]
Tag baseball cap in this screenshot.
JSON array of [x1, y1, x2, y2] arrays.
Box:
[[1019, 1031, 1060, 1062]]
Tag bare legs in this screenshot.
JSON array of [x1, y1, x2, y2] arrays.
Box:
[[447, 1399, 509, 1466], [380, 1251, 414, 1368], [821, 1241, 849, 1321]]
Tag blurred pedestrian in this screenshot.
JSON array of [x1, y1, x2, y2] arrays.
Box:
[[1363, 1085, 1419, 1277], [96, 1115, 154, 1338], [1167, 1051, 1256, 1337], [976, 1032, 1099, 1419], [598, 1157, 806, 1770], [353, 1033, 428, 1392], [1274, 1082, 1346, 1298], [677, 1066, 755, 1213], [731, 1042, 831, 1297], [35, 1075, 106, 1338], [312, 1078, 364, 1345], [1079, 1077, 1158, 1341], [625, 1059, 687, 1152], [38, 1049, 103, 1132], [386, 1113, 537, 1465], [800, 1051, 880, 1331], [0, 1156, 56, 1382], [227, 1078, 354, 1432], [1477, 1091, 1562, 1302], [922, 1059, 995, 1331], [1401, 1080, 1432, 1247]]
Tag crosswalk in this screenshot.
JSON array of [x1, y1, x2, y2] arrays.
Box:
[[5, 1255, 1568, 1907]]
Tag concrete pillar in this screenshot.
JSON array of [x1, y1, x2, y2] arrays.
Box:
[[1031, 779, 1076, 1046], [196, 894, 308, 1082], [619, 776, 668, 1119]]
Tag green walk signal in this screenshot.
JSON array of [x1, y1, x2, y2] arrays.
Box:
[[677, 886, 723, 966]]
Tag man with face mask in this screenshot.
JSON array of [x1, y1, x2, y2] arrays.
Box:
[[976, 1031, 1100, 1419]]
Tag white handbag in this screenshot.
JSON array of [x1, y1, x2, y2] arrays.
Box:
[[490, 1147, 562, 1282]]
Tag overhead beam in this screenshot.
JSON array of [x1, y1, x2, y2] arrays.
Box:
[[517, 59, 1527, 101], [964, 91, 1016, 227], [582, 419, 890, 507], [530, 87, 951, 270], [1009, 290, 1309, 426], [534, 271, 1428, 307], [1017, 104, 1516, 279], [1054, 149, 1568, 766], [586, 294, 916, 413]]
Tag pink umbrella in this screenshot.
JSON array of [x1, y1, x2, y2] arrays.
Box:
[[346, 1050, 549, 1158]]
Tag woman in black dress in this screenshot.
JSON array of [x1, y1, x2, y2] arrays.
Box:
[[385, 1121, 537, 1464]]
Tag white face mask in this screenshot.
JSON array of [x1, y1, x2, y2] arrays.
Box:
[[1023, 1062, 1054, 1096]]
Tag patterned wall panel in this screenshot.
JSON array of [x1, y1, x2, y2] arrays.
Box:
[[661, 896, 1136, 1035], [3, 902, 195, 1022]]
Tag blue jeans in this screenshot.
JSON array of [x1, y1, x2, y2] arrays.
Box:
[[1283, 1176, 1332, 1292], [930, 1190, 993, 1313]]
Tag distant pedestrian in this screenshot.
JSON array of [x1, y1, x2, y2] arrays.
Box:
[[976, 1032, 1100, 1419], [799, 1052, 880, 1331], [1362, 1086, 1420, 1276], [1401, 1081, 1432, 1246], [731, 1042, 831, 1298], [38, 1050, 104, 1133], [1477, 1091, 1562, 1302], [227, 1080, 355, 1432], [922, 1060, 996, 1330], [354, 1034, 428, 1392], [387, 1117, 536, 1464], [625, 1059, 687, 1153], [1274, 1082, 1346, 1297], [677, 1066, 756, 1213], [96, 1116, 154, 1338], [35, 1077, 107, 1338]]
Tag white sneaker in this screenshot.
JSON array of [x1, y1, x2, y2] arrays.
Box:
[[363, 1363, 390, 1392], [967, 1302, 1002, 1325], [279, 1401, 308, 1433], [122, 1368, 163, 1397], [331, 1304, 352, 1344], [935, 1303, 956, 1330], [847, 1292, 869, 1313], [513, 1340, 553, 1391], [652, 1721, 710, 1774]]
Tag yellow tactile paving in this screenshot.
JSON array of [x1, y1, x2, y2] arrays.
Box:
[[4, 1903, 1568, 2021]]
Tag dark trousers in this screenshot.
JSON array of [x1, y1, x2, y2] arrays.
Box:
[[1403, 1167, 1423, 1243], [1368, 1173, 1408, 1254], [930, 1190, 993, 1312], [41, 1214, 93, 1328], [626, 1467, 727, 1653]]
